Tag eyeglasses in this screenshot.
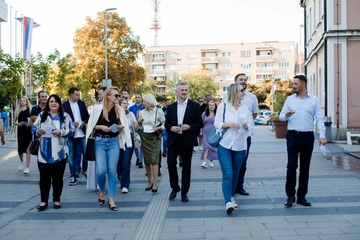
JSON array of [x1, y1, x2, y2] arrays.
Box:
[[113, 94, 120, 98]]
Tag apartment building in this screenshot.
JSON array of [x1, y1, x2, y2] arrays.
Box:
[[300, 0, 360, 139], [144, 41, 298, 97], [0, 0, 8, 47]]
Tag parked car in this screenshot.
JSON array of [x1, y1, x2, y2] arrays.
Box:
[[255, 111, 273, 125], [254, 118, 263, 125]]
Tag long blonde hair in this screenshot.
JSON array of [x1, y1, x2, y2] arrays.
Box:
[[15, 96, 32, 117], [102, 86, 121, 122], [226, 83, 242, 105]]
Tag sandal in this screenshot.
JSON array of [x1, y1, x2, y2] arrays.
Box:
[[108, 201, 118, 211]]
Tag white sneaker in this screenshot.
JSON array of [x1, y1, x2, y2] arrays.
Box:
[[24, 168, 30, 174], [231, 197, 238, 208], [122, 187, 129, 194], [209, 161, 214, 167], [18, 163, 24, 171], [201, 162, 207, 168], [226, 202, 235, 214]]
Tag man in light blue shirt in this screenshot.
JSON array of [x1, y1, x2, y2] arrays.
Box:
[[280, 75, 327, 207]]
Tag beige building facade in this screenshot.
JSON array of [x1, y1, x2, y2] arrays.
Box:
[[144, 41, 298, 97], [300, 0, 360, 139]]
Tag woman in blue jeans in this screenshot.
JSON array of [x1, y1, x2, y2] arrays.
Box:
[[117, 98, 138, 193], [86, 87, 132, 211], [214, 83, 253, 214]]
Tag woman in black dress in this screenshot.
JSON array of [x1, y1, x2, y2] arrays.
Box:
[[13, 96, 33, 174]]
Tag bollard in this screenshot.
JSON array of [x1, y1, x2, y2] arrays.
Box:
[[324, 116, 332, 143]]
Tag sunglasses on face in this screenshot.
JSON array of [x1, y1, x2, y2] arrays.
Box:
[[113, 94, 120, 98]]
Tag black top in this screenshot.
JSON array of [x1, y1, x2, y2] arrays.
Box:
[[30, 105, 44, 117], [95, 107, 119, 137]]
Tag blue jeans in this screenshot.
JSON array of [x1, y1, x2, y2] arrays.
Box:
[[2, 118, 8, 132], [95, 137, 120, 198], [162, 130, 168, 154], [67, 137, 86, 178], [217, 144, 246, 204], [118, 134, 134, 189]]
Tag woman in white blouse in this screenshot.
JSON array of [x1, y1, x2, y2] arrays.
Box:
[[214, 83, 253, 214], [138, 94, 165, 193]]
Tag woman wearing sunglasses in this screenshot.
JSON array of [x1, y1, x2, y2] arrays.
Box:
[[86, 86, 132, 211]]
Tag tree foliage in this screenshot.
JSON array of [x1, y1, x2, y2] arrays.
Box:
[[166, 69, 218, 101], [73, 11, 146, 92], [0, 49, 24, 108]]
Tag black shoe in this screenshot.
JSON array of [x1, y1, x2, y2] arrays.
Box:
[[53, 203, 61, 209], [145, 184, 153, 191], [136, 158, 140, 166], [152, 188, 158, 193], [169, 189, 179, 200], [158, 171, 162, 177], [297, 197, 311, 206], [37, 203, 48, 211], [284, 196, 295, 207], [138, 163, 143, 169], [162, 153, 167, 157], [181, 194, 189, 202], [235, 188, 249, 196]]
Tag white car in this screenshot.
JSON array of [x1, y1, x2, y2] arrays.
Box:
[[255, 111, 273, 125]]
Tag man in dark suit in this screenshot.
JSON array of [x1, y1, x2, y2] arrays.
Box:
[[63, 87, 89, 186], [165, 82, 203, 202]]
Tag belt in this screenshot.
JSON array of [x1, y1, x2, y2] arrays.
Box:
[[288, 130, 313, 135], [95, 134, 117, 138]]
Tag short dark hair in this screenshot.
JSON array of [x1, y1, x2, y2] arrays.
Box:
[[123, 90, 130, 95], [234, 73, 247, 82], [205, 93, 212, 98], [37, 90, 46, 98], [98, 86, 107, 92], [294, 75, 307, 84], [68, 87, 80, 96], [134, 92, 142, 97]]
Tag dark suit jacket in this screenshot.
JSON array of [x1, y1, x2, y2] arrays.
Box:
[[63, 99, 89, 135], [165, 99, 203, 148]]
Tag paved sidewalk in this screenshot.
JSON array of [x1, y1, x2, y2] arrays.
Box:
[[0, 126, 360, 240]]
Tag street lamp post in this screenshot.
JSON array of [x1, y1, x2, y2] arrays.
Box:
[[103, 8, 117, 87]]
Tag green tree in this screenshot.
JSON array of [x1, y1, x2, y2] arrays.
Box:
[[167, 69, 218, 101], [73, 11, 146, 92], [0, 49, 24, 107]]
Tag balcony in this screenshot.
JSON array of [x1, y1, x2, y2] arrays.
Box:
[[256, 55, 275, 62], [201, 57, 218, 63]]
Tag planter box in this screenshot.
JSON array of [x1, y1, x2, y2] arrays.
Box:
[[272, 119, 288, 138]]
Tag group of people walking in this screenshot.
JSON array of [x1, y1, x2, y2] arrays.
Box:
[[3, 72, 327, 215]]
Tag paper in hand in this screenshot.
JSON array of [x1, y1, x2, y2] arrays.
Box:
[[319, 145, 326, 157], [109, 123, 119, 133]]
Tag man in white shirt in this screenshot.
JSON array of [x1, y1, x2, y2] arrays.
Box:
[[223, 73, 259, 195], [63, 87, 89, 186]]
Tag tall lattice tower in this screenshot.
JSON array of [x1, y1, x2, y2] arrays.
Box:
[[150, 0, 161, 46]]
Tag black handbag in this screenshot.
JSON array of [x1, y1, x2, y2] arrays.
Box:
[[85, 131, 96, 161], [29, 135, 40, 155]]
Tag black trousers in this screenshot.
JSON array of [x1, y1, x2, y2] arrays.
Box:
[[37, 159, 67, 203], [235, 136, 251, 191], [167, 135, 193, 195], [285, 130, 314, 198]]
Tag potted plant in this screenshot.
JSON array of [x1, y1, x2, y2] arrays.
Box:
[[270, 115, 288, 138]]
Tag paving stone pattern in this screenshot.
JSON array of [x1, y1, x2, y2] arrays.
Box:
[[0, 126, 360, 240]]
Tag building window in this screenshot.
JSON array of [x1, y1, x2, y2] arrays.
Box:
[[152, 53, 165, 62], [221, 74, 233, 80], [241, 63, 252, 69], [278, 62, 290, 68], [156, 87, 166, 93], [278, 49, 290, 56], [169, 53, 179, 59], [222, 86, 228, 92], [278, 74, 289, 79], [222, 52, 233, 57], [169, 64, 179, 71], [241, 51, 251, 57], [151, 65, 165, 73], [222, 63, 233, 69], [256, 75, 272, 80], [187, 64, 198, 70], [187, 53, 198, 59]]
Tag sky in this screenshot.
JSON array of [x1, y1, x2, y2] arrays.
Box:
[[1, 0, 304, 57]]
